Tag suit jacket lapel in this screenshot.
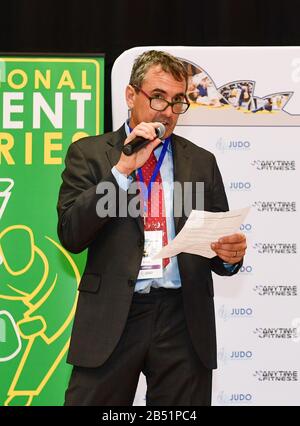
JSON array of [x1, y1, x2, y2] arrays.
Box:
[[105, 125, 125, 167], [105, 125, 144, 236]]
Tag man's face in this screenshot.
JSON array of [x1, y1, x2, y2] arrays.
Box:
[[126, 65, 187, 138]]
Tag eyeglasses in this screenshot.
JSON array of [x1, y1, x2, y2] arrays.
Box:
[[132, 85, 190, 114]]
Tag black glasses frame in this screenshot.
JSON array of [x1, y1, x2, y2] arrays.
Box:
[[132, 85, 190, 114]]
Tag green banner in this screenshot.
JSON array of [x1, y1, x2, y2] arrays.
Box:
[[0, 55, 104, 406]]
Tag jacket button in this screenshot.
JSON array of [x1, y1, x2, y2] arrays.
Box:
[[128, 280, 135, 287]]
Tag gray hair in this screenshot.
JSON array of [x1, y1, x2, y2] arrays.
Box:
[[129, 50, 188, 89]]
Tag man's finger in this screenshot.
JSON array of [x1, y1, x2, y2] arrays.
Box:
[[211, 242, 247, 251], [145, 138, 162, 152], [218, 233, 246, 244], [212, 248, 245, 258]]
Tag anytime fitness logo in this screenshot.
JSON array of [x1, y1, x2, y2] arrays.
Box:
[[252, 201, 296, 212], [251, 160, 296, 171], [253, 243, 297, 254], [253, 370, 298, 382], [253, 285, 298, 296], [253, 328, 298, 339]]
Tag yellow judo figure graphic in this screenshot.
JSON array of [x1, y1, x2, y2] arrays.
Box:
[[0, 225, 80, 406]]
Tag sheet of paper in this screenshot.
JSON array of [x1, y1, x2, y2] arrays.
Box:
[[153, 206, 251, 259]]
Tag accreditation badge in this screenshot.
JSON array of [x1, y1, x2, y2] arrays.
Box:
[[137, 230, 163, 280]]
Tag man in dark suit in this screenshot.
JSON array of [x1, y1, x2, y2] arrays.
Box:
[[57, 50, 247, 406]]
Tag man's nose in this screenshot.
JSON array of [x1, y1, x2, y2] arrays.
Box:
[[162, 105, 174, 117]]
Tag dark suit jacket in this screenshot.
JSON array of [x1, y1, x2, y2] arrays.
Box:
[[57, 125, 241, 370]]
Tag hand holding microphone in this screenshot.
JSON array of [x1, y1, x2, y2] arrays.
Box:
[[115, 122, 166, 176], [122, 122, 165, 156]]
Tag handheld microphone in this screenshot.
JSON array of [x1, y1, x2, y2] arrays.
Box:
[[122, 123, 166, 156]]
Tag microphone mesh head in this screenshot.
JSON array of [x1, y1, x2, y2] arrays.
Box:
[[156, 123, 166, 139]]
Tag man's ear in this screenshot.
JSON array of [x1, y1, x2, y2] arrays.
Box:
[[126, 85, 136, 110]]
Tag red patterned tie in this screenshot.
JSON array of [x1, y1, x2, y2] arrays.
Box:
[[137, 151, 170, 268]]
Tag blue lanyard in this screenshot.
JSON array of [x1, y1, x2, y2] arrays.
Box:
[[137, 137, 171, 201], [127, 123, 171, 203]]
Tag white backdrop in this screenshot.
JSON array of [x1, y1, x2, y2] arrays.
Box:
[[111, 46, 300, 406]]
